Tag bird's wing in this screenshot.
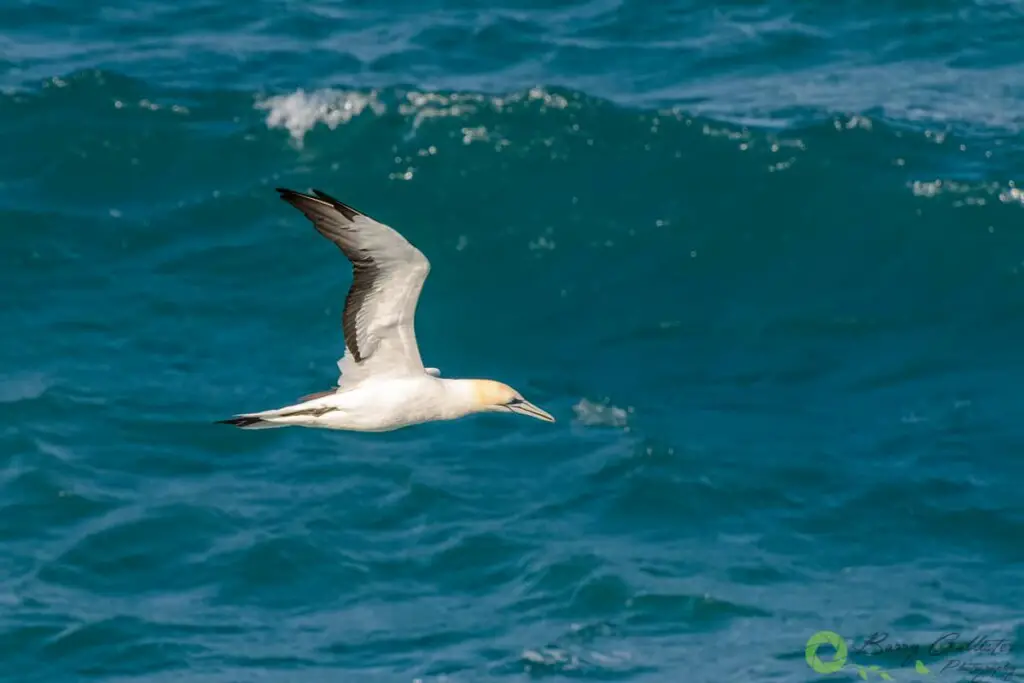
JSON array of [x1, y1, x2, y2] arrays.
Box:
[[277, 187, 431, 388]]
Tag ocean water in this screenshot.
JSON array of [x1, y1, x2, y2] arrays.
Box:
[[3, 0, 1024, 681]]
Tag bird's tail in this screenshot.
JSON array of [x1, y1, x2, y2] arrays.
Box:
[[215, 415, 287, 430], [216, 394, 338, 430]]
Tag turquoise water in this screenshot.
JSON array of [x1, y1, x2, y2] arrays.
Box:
[[3, 1, 1024, 681]]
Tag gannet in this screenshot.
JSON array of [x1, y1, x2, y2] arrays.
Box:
[[216, 187, 555, 432]]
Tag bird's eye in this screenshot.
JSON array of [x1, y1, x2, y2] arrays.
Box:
[[508, 398, 524, 406]]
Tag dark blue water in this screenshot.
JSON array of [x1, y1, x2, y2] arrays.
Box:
[[3, 1, 1024, 681]]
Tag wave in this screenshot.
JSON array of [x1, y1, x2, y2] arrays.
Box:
[[4, 71, 1023, 370], [2, 69, 1020, 228], [3, 70, 1022, 352]]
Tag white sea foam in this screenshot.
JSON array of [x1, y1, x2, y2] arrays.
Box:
[[255, 89, 386, 146], [572, 398, 632, 429], [255, 86, 572, 146]]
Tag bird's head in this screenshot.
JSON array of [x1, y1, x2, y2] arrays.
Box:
[[469, 379, 555, 423]]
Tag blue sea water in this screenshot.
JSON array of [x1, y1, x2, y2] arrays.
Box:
[[3, 0, 1024, 681]]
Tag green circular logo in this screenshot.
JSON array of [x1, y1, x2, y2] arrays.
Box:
[[806, 631, 848, 674]]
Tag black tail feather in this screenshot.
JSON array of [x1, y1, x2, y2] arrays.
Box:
[[215, 416, 266, 428]]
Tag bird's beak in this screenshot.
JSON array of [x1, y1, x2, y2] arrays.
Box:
[[507, 399, 555, 423]]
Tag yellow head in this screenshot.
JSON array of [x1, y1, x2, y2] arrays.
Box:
[[468, 379, 555, 423]]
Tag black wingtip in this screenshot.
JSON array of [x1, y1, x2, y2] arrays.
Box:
[[215, 416, 265, 428], [311, 189, 363, 220], [275, 187, 363, 221], [275, 187, 305, 200]]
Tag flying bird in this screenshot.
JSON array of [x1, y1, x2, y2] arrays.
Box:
[[216, 187, 555, 432]]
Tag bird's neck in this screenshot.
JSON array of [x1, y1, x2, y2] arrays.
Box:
[[437, 378, 490, 418]]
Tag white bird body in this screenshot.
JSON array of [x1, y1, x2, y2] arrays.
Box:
[[239, 377, 483, 432], [217, 187, 555, 432]]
